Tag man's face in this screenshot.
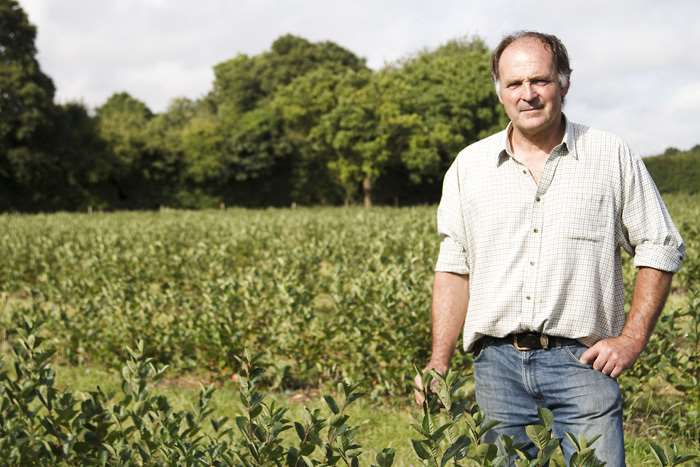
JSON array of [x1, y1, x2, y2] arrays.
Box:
[[497, 38, 568, 138]]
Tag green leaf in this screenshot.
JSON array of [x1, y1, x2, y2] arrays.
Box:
[[286, 447, 299, 465], [323, 395, 340, 414], [430, 421, 452, 442], [235, 416, 248, 434], [294, 422, 306, 441], [525, 425, 549, 449], [473, 443, 499, 462], [537, 407, 554, 428], [249, 402, 263, 418], [411, 439, 433, 461], [649, 441, 669, 465], [564, 432, 580, 451], [585, 433, 601, 449], [375, 448, 395, 467], [672, 454, 697, 465], [440, 434, 470, 466], [540, 438, 559, 463]]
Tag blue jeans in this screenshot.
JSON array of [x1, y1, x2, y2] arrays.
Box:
[[473, 340, 625, 466]]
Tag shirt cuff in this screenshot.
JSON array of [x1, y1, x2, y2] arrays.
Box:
[[633, 242, 685, 272], [435, 236, 469, 274]]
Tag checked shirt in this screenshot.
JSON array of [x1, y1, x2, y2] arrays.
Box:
[[435, 117, 685, 351]]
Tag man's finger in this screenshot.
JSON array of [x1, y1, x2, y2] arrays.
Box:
[[601, 359, 616, 376], [413, 375, 424, 406], [592, 354, 608, 371], [579, 345, 599, 365], [414, 390, 424, 406], [610, 366, 624, 379], [414, 374, 424, 390]]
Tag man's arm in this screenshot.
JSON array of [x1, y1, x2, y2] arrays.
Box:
[[580, 266, 673, 378], [414, 271, 469, 404]]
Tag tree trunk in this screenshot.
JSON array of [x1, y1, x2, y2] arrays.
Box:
[[362, 176, 372, 208]]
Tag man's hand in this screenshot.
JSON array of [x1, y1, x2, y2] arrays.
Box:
[[579, 334, 645, 378], [416, 272, 469, 406], [413, 364, 446, 406], [580, 267, 673, 378]]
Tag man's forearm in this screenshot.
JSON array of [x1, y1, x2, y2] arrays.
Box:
[[622, 266, 673, 348], [581, 266, 674, 377], [428, 271, 470, 372]]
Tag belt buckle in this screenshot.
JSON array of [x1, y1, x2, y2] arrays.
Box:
[[512, 334, 532, 351]]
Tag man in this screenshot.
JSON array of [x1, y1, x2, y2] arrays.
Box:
[[414, 31, 685, 466]]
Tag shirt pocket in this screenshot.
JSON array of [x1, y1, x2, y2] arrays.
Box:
[[553, 191, 609, 242]]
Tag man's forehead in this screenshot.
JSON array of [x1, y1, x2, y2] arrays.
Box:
[[503, 36, 551, 55], [498, 38, 555, 77]]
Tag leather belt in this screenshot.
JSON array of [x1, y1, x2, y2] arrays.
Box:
[[477, 332, 578, 352]]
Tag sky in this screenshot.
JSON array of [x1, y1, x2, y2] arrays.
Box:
[[18, 0, 700, 156]]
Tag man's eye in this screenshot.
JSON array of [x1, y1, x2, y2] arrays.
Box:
[[507, 83, 520, 89], [533, 79, 550, 86]]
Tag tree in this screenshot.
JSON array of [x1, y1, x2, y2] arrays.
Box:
[[41, 101, 113, 209], [96, 92, 156, 207], [179, 107, 226, 207], [382, 37, 506, 192], [0, 0, 56, 210], [212, 34, 365, 118], [314, 71, 393, 207], [313, 37, 505, 207], [209, 34, 367, 206], [271, 66, 368, 204], [144, 97, 197, 205]]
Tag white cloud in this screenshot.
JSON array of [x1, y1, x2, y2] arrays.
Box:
[[17, 0, 700, 155], [670, 82, 700, 113]]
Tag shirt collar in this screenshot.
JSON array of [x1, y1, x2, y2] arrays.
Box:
[[496, 114, 578, 166]]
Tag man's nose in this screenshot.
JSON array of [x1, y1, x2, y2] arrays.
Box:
[[521, 82, 536, 100]]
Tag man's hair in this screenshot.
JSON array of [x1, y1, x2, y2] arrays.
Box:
[[491, 31, 572, 93]]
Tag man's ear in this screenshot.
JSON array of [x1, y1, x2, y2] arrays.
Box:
[[560, 79, 570, 101], [495, 82, 503, 104]]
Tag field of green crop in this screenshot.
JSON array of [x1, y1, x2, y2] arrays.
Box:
[[0, 194, 698, 465]]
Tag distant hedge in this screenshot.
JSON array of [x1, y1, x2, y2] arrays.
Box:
[[645, 145, 700, 194]]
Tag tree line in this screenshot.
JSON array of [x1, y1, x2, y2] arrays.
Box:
[[1, 0, 512, 211]]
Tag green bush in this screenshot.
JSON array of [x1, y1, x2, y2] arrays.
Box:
[[645, 147, 700, 194], [1, 320, 695, 466]]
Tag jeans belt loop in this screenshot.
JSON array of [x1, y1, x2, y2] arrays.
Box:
[[540, 334, 549, 349]]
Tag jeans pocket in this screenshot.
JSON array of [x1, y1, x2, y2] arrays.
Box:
[[562, 344, 591, 368], [472, 343, 488, 363]]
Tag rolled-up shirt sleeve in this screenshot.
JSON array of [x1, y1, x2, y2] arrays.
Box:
[[619, 146, 685, 272], [435, 158, 470, 274]]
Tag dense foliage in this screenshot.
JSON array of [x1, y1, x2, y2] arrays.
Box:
[[1, 320, 692, 465], [0, 194, 698, 454], [644, 145, 700, 195], [0, 0, 506, 211]]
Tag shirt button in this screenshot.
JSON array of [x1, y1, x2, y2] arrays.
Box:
[[533, 228, 539, 233], [535, 196, 541, 202], [522, 169, 527, 174], [526, 295, 531, 300], [530, 261, 535, 266]]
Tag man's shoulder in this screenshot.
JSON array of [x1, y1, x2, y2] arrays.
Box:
[[453, 128, 507, 163], [568, 120, 634, 158]]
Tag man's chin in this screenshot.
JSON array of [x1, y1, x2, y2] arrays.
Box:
[[515, 119, 546, 133]]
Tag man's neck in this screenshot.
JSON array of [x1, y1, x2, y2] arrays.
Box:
[[510, 115, 566, 158]]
